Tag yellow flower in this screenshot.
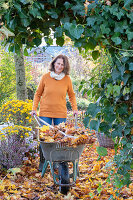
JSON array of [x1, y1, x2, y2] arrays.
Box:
[[25, 132, 29, 137], [40, 125, 49, 132], [29, 119, 32, 123]]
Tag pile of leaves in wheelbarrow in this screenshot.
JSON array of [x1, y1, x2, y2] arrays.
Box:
[[39, 121, 96, 146]]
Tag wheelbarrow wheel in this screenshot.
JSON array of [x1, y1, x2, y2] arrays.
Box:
[[58, 162, 70, 195]]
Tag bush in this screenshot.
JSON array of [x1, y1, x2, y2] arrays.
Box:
[[0, 100, 37, 169], [66, 97, 89, 111], [0, 125, 33, 169], [77, 97, 89, 110], [27, 82, 37, 100], [0, 99, 33, 126]]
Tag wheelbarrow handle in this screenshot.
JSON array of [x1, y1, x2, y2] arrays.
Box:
[[33, 114, 41, 127], [33, 114, 76, 138], [75, 114, 77, 127]]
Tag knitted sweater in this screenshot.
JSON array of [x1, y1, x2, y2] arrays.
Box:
[[32, 72, 77, 118]]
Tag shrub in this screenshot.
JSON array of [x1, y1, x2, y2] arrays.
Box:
[[66, 97, 89, 111], [0, 100, 38, 169], [0, 134, 26, 169], [0, 126, 33, 169], [0, 99, 33, 126], [77, 97, 89, 110]]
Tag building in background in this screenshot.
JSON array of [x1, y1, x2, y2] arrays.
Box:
[[25, 45, 77, 73]]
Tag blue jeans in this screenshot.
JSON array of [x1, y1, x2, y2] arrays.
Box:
[[39, 116, 66, 126]]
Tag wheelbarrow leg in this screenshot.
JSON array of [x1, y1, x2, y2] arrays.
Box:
[[73, 160, 79, 182], [39, 144, 45, 172], [41, 160, 49, 177]]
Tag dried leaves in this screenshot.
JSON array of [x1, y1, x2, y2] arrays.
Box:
[[0, 141, 133, 200], [39, 122, 96, 147]]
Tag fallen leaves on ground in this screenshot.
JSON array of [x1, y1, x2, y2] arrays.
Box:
[[0, 140, 133, 200]]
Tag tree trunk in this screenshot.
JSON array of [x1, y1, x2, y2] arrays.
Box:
[[14, 49, 27, 101]]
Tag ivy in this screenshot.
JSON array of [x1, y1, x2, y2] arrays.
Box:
[[92, 50, 100, 60], [46, 10, 58, 19]]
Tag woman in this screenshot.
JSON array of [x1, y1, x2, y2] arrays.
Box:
[[31, 54, 78, 171]]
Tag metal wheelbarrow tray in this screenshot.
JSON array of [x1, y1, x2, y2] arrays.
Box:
[[40, 141, 85, 161]]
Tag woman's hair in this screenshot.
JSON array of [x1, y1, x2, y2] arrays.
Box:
[[49, 54, 70, 75]]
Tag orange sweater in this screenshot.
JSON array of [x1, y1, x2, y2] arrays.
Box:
[[32, 72, 77, 118]]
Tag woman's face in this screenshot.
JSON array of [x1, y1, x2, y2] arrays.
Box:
[[54, 58, 64, 74]]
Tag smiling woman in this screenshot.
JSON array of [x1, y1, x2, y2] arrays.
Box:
[[54, 58, 64, 74], [31, 54, 78, 171]]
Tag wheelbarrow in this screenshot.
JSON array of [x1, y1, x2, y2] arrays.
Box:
[[34, 115, 85, 194]]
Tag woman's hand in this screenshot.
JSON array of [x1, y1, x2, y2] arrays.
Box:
[[73, 110, 78, 116], [30, 110, 37, 117]]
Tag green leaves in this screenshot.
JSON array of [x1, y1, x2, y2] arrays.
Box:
[[69, 24, 84, 40], [106, 83, 121, 97], [111, 35, 122, 45], [29, 8, 41, 18], [112, 125, 123, 138], [103, 104, 116, 123], [24, 48, 28, 56], [112, 68, 121, 81], [106, 83, 113, 97], [54, 27, 63, 38], [86, 103, 101, 118], [115, 10, 125, 20], [19, 0, 29, 5], [83, 103, 101, 130], [122, 74, 130, 85], [9, 19, 17, 30], [86, 17, 96, 26], [64, 2, 71, 10], [127, 12, 133, 22], [90, 119, 99, 131], [4, 12, 11, 24], [117, 104, 128, 115], [56, 37, 64, 46], [83, 116, 90, 128], [100, 24, 111, 35], [129, 63, 133, 71], [71, 2, 85, 16], [96, 146, 107, 157], [86, 37, 97, 50], [123, 87, 130, 95], [87, 2, 96, 11], [124, 0, 132, 9], [14, 3, 21, 12], [64, 22, 84, 40], [54, 0, 57, 7], [92, 50, 100, 60], [113, 85, 121, 97], [46, 10, 58, 19], [33, 38, 41, 46], [99, 122, 111, 133], [126, 30, 133, 40]]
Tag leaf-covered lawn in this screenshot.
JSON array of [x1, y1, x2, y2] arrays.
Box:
[[0, 140, 133, 200]]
